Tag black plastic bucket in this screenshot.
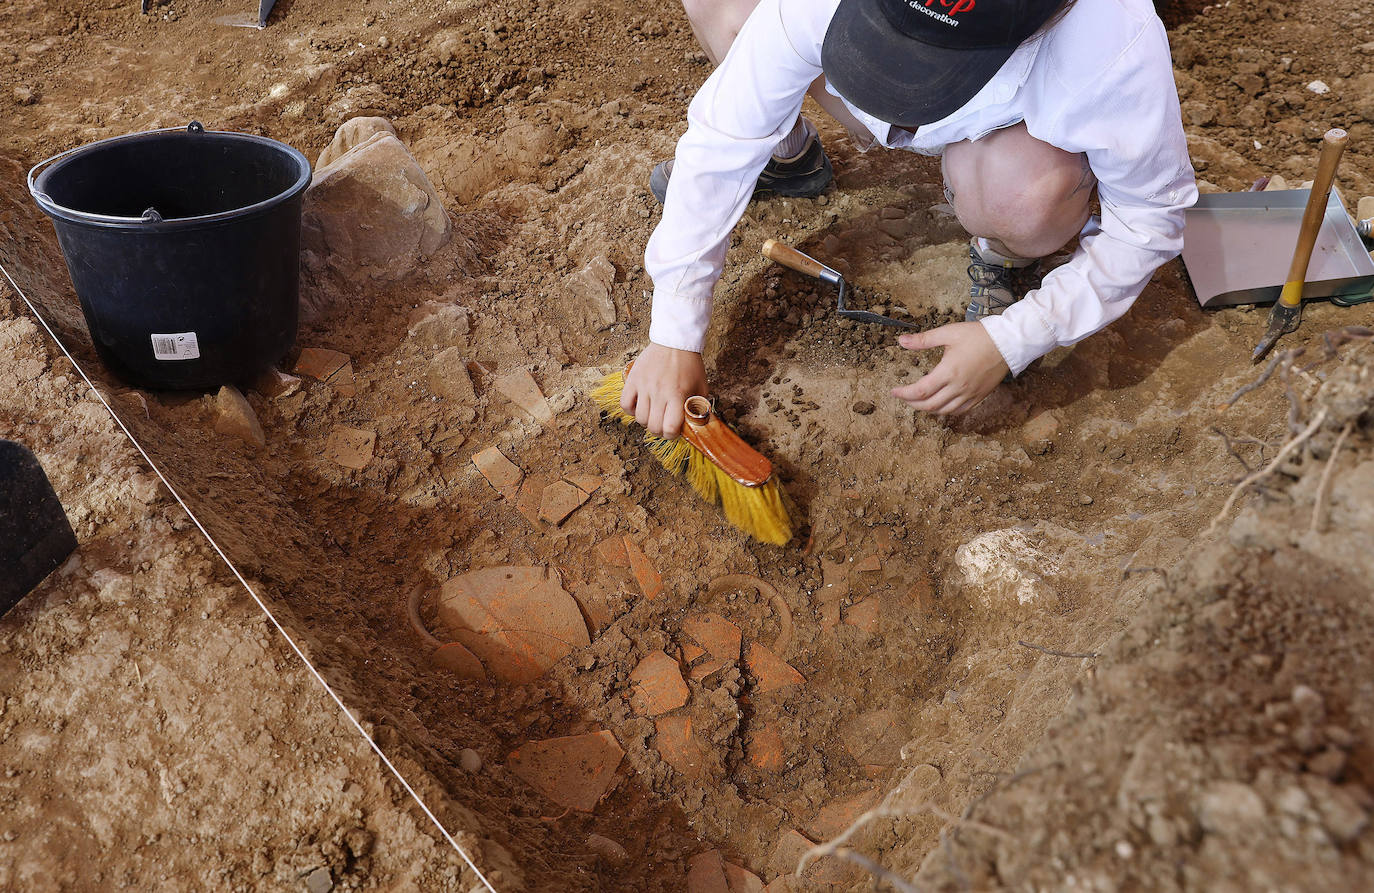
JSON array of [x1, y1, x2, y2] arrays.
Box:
[[29, 122, 311, 390]]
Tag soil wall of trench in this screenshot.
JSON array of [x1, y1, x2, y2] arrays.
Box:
[[1, 0, 1373, 890]]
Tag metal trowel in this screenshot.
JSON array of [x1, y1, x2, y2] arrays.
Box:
[[1, 440, 78, 615]]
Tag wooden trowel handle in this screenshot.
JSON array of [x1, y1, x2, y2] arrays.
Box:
[[762, 239, 834, 282], [1280, 128, 1348, 308]]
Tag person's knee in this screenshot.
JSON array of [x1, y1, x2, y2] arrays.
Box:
[[681, 0, 729, 26], [983, 187, 1090, 258], [946, 132, 1093, 258]]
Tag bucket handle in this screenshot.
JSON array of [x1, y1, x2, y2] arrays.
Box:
[[27, 122, 208, 224]]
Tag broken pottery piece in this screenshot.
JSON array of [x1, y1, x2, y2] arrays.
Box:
[[594, 538, 630, 568], [806, 790, 880, 841], [324, 426, 376, 470], [745, 642, 805, 694], [623, 537, 663, 599], [681, 613, 742, 662], [723, 861, 764, 893], [746, 721, 785, 772], [817, 558, 848, 630], [471, 446, 523, 499], [250, 368, 300, 400], [507, 730, 624, 812], [687, 850, 731, 893], [438, 566, 590, 683], [629, 650, 689, 716], [655, 715, 707, 779], [495, 368, 553, 423], [294, 347, 356, 396], [567, 473, 602, 496], [570, 585, 613, 636], [515, 474, 553, 527], [427, 346, 477, 404], [843, 598, 881, 632], [689, 658, 729, 683], [852, 555, 881, 575], [431, 642, 486, 680], [539, 480, 591, 525]]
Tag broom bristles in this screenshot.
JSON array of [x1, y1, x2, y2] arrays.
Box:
[[593, 370, 792, 546]]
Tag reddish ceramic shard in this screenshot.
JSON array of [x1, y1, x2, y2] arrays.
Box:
[[655, 715, 707, 779], [630, 650, 689, 716], [431, 642, 486, 680], [294, 347, 355, 395], [471, 446, 523, 499], [507, 730, 624, 811], [745, 642, 804, 694], [437, 566, 590, 683], [681, 613, 742, 662], [624, 537, 663, 599]]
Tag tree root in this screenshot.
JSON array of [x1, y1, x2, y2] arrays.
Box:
[[1206, 409, 1328, 538]]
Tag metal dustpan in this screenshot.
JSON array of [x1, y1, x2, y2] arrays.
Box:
[[1182, 188, 1374, 308]]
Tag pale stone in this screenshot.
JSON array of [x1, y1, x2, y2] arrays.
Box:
[[564, 256, 617, 330], [954, 528, 1058, 609], [495, 368, 553, 423], [316, 116, 397, 169], [213, 386, 265, 449], [303, 128, 451, 282]]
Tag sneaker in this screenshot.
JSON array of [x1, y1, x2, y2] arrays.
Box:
[[649, 134, 833, 205], [964, 238, 1040, 323]]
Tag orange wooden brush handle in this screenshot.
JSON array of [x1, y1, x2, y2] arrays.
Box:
[[680, 396, 772, 487]]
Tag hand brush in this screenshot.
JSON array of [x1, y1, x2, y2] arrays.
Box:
[[593, 369, 792, 546]]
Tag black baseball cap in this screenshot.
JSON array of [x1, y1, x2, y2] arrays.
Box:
[[822, 0, 1065, 128]]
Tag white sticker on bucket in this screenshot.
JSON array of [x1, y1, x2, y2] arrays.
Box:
[[151, 332, 200, 361]]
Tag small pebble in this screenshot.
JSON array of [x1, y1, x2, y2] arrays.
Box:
[[1079, 494, 1094, 505], [852, 401, 875, 415], [304, 867, 333, 893], [459, 748, 482, 772]]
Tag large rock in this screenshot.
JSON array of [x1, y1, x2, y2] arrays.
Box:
[[302, 119, 451, 282], [316, 116, 396, 169]]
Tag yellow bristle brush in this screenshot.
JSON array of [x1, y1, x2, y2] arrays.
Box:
[[593, 369, 792, 546]]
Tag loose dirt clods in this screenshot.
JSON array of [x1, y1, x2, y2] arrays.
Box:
[[2, 0, 1374, 890]]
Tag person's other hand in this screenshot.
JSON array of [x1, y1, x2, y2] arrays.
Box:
[[622, 343, 708, 437], [891, 322, 1009, 414]]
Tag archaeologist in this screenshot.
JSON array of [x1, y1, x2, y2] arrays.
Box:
[[622, 0, 1196, 437]]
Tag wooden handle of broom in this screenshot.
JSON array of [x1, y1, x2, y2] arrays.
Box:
[[762, 239, 832, 280], [1278, 128, 1348, 308]]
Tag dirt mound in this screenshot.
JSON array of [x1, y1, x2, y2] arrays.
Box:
[[909, 336, 1374, 890], [1, 0, 1373, 890]]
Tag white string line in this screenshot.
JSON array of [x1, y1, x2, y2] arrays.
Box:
[[1, 260, 497, 893]]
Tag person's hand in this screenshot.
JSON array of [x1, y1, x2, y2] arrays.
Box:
[[622, 343, 708, 437], [891, 322, 1009, 414]]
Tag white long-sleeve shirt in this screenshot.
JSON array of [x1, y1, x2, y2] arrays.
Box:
[[645, 0, 1197, 376]]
